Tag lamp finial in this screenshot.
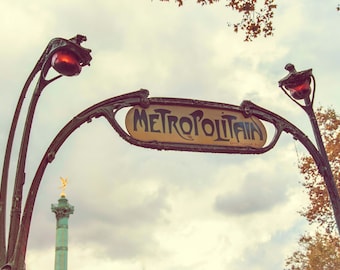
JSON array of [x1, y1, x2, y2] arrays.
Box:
[[284, 63, 296, 73]]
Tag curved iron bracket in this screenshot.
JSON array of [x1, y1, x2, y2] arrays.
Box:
[[10, 89, 328, 269]]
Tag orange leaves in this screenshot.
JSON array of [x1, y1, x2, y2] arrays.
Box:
[[159, 0, 218, 7], [285, 232, 340, 270], [217, 0, 277, 41], [158, 0, 277, 41]]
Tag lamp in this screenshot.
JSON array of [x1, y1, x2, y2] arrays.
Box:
[[51, 50, 82, 76], [50, 35, 91, 76], [278, 63, 340, 234], [278, 63, 314, 102], [0, 35, 92, 270]]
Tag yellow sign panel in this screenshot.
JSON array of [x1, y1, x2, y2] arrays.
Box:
[[125, 105, 267, 148]]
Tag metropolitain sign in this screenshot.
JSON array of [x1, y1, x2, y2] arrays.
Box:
[[125, 104, 267, 148]]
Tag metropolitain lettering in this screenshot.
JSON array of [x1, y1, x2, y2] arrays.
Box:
[[130, 107, 265, 145]]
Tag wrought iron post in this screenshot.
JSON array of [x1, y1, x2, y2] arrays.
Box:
[[279, 64, 340, 233], [0, 35, 91, 270]]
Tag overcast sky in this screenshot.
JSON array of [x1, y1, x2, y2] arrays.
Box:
[[1, 1, 339, 270]]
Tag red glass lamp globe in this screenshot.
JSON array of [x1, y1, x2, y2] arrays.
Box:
[[286, 78, 311, 100], [51, 50, 81, 76]]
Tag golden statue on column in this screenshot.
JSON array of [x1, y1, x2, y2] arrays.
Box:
[[59, 177, 68, 197]]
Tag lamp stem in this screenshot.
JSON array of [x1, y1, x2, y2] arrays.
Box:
[[6, 77, 48, 262], [303, 98, 340, 233], [0, 61, 43, 266]]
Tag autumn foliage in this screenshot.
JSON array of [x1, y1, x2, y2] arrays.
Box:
[[158, 0, 277, 41], [285, 232, 340, 270]]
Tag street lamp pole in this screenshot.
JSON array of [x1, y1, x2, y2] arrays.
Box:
[[0, 35, 92, 270], [278, 63, 340, 233]]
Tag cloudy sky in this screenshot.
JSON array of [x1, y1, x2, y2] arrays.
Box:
[[1, 1, 339, 269]]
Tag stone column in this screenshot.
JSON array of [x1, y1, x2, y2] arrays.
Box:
[[51, 196, 74, 270]]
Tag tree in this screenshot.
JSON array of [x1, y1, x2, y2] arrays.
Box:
[[285, 232, 340, 270], [285, 107, 340, 270], [158, 1, 340, 41], [158, 0, 277, 41]]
